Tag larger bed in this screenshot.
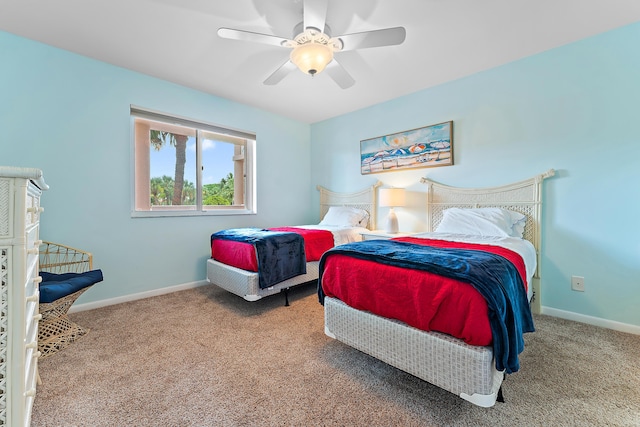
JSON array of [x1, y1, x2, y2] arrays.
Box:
[[319, 170, 555, 407], [206, 182, 380, 302]]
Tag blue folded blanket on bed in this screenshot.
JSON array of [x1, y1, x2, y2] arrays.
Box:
[[318, 239, 534, 374], [211, 228, 306, 289]]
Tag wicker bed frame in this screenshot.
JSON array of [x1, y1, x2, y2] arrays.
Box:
[[206, 182, 381, 302], [323, 170, 555, 407]]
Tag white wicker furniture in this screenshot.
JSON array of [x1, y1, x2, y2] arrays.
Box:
[[323, 170, 554, 407], [359, 230, 418, 240], [0, 166, 48, 427], [207, 182, 380, 302], [38, 242, 94, 359]]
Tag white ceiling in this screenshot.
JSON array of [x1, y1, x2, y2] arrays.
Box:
[[2, 0, 640, 123]]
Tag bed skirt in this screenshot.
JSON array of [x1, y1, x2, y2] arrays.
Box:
[[206, 259, 319, 301], [323, 296, 504, 407]]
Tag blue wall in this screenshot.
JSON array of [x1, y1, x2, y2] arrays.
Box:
[[0, 31, 311, 304], [311, 23, 640, 330]]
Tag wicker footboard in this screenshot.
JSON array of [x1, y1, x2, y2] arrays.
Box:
[[206, 259, 320, 301], [324, 296, 504, 407]]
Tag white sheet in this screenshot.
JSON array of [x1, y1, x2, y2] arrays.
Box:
[[296, 225, 369, 246], [409, 232, 537, 300]]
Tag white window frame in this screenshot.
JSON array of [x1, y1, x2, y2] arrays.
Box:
[[130, 106, 257, 218]]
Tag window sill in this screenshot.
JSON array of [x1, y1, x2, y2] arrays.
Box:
[[131, 209, 256, 218]]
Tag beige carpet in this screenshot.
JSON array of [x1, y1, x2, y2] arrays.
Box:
[[32, 283, 640, 426]]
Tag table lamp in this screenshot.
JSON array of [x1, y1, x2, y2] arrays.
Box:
[[379, 188, 406, 233]]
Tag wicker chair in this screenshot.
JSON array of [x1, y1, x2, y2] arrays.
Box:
[[38, 241, 95, 358]]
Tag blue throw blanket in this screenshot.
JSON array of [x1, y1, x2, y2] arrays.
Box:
[[211, 228, 306, 289], [318, 239, 534, 374]]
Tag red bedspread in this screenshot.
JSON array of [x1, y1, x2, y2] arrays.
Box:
[[211, 227, 334, 272], [320, 237, 528, 346]]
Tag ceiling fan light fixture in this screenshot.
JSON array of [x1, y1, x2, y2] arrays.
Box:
[[290, 42, 334, 76], [218, 1, 406, 88]]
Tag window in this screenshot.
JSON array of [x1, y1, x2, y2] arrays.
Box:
[[131, 107, 256, 217]]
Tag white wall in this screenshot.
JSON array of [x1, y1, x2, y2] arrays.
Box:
[[310, 23, 640, 331], [0, 31, 312, 305]]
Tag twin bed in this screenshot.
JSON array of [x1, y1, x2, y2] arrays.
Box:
[[206, 171, 554, 407], [322, 170, 554, 407], [206, 182, 380, 302]]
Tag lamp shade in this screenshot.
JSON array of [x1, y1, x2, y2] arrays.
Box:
[[290, 42, 334, 75], [379, 188, 406, 207]]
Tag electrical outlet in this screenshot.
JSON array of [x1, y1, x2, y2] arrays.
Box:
[[571, 276, 585, 292]]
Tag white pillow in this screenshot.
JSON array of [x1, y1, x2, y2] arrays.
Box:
[[358, 210, 370, 228], [508, 211, 527, 239], [319, 206, 368, 227], [435, 207, 522, 238]]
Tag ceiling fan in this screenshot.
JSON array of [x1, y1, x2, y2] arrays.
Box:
[[217, 0, 406, 89]]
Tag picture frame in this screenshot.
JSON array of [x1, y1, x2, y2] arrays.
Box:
[[360, 121, 453, 175]]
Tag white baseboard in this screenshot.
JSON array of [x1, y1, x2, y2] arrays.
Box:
[[542, 306, 640, 335], [68, 279, 211, 313]]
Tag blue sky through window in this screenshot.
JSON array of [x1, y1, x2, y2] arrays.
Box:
[[149, 136, 234, 185]]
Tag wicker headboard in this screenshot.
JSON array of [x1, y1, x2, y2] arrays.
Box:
[[420, 170, 555, 312], [316, 182, 382, 230]]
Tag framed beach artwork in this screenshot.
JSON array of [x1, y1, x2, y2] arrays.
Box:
[[360, 121, 453, 175]]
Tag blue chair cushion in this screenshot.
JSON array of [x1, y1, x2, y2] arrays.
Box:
[[39, 269, 104, 303]]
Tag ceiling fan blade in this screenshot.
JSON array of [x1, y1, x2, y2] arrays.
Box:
[[337, 27, 406, 51], [264, 60, 298, 85], [218, 28, 291, 48], [303, 0, 328, 32], [324, 60, 355, 89]]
